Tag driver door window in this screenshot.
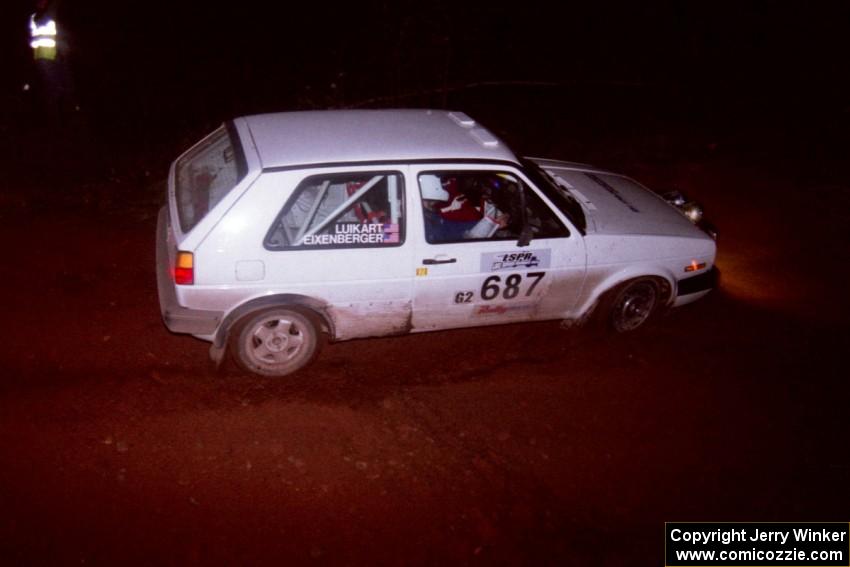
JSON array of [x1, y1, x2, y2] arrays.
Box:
[[417, 171, 567, 244]]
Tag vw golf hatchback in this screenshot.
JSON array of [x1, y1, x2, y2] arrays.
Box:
[[156, 110, 716, 377]]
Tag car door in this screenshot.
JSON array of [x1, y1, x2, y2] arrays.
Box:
[[254, 167, 414, 340], [409, 165, 587, 331]]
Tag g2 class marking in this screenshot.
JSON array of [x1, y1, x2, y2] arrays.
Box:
[[454, 291, 474, 304]]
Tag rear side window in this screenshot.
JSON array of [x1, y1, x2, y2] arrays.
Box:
[[175, 126, 245, 233], [265, 172, 405, 250]]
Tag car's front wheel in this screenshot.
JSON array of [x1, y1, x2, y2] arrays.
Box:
[[606, 278, 660, 333], [231, 307, 324, 377]]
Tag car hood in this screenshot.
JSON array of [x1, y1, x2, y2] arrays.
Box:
[[533, 158, 705, 238]]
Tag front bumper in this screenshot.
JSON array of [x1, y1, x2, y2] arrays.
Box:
[[156, 207, 223, 336], [676, 266, 719, 297]]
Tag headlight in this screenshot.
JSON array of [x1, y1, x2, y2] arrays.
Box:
[[663, 190, 704, 225], [682, 201, 704, 223], [663, 190, 687, 207]]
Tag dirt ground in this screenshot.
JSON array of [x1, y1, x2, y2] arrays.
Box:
[[0, 157, 847, 565]]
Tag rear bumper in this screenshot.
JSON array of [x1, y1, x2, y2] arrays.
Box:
[[156, 207, 223, 336]]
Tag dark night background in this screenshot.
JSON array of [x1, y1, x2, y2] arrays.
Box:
[[1, 1, 849, 565], [2, 1, 848, 178]]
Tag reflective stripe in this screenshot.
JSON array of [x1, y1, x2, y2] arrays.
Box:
[[30, 16, 57, 37], [30, 38, 57, 48]]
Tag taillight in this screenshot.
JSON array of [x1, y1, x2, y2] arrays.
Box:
[[174, 251, 194, 285]]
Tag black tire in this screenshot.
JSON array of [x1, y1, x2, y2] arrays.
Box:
[[601, 278, 660, 333], [230, 307, 324, 377]]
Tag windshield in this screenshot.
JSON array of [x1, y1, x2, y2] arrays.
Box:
[[520, 158, 587, 234], [174, 125, 246, 234]]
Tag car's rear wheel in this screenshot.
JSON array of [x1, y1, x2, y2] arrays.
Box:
[[231, 307, 324, 377], [606, 278, 660, 333]]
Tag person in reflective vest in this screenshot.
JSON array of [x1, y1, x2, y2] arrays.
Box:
[[29, 0, 74, 123], [30, 1, 58, 61]]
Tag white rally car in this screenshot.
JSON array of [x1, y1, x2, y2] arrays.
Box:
[[156, 110, 717, 377]]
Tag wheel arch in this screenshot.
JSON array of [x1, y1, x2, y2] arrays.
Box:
[[212, 294, 335, 353], [578, 267, 676, 322]]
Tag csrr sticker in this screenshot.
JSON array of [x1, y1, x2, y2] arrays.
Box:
[[480, 249, 551, 272]]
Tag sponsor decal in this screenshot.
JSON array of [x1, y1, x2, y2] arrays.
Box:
[[480, 249, 551, 272], [302, 223, 400, 246], [416, 267, 428, 276], [474, 303, 535, 316]]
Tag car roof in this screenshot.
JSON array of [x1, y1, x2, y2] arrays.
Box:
[[238, 109, 520, 170]]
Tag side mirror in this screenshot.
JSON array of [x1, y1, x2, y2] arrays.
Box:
[[517, 225, 534, 247]]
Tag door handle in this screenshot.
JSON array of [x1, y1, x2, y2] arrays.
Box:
[[422, 257, 457, 265]]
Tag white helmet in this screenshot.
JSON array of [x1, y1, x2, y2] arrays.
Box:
[[419, 174, 449, 201]]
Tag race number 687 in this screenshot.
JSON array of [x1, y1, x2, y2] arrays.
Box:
[[480, 272, 545, 301]]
